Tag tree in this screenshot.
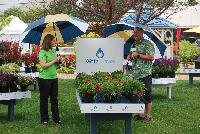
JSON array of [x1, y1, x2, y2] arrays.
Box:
[[61, 0, 185, 36], [0, 7, 46, 24], [32, 0, 81, 17], [187, 0, 198, 6], [0, 8, 24, 21], [0, 17, 12, 31]]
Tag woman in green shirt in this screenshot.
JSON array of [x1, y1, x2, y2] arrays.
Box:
[[38, 34, 61, 125]]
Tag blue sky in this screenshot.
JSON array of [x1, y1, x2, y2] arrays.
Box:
[[0, 0, 28, 12]]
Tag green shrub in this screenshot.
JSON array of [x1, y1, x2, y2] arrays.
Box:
[[178, 40, 200, 62]]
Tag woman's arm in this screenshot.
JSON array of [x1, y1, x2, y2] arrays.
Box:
[[40, 57, 60, 69]]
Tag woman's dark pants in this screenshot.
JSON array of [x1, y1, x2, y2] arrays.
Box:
[[38, 78, 60, 122]]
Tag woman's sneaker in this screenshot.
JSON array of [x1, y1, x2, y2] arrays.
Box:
[[41, 121, 48, 125], [54, 120, 61, 124]]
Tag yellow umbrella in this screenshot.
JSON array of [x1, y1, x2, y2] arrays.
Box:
[[184, 26, 200, 33], [108, 30, 133, 42]]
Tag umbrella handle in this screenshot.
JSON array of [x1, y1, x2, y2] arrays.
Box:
[[56, 44, 59, 51]]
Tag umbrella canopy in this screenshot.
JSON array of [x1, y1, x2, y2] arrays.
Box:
[[184, 26, 200, 33], [21, 14, 89, 44], [103, 23, 166, 59]]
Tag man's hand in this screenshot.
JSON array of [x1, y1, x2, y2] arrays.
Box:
[[127, 54, 132, 60], [131, 52, 140, 58]]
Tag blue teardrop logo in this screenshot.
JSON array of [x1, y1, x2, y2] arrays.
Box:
[[96, 48, 104, 58]]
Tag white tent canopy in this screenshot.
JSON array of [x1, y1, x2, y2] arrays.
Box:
[[0, 15, 28, 35], [0, 15, 29, 53], [162, 5, 200, 28]]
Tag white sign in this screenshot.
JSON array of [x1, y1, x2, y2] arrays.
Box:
[[76, 38, 124, 74]]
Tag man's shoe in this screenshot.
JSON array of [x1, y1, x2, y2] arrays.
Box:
[[141, 116, 152, 123], [133, 114, 145, 120]]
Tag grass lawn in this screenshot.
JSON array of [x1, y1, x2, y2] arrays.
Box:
[[0, 80, 200, 134]]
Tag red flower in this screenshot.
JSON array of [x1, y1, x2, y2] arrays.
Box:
[[22, 53, 31, 67], [95, 83, 102, 89], [69, 54, 75, 62], [82, 89, 87, 93], [84, 79, 89, 83], [30, 52, 39, 65]]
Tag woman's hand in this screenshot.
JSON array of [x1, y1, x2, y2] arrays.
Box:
[[54, 56, 61, 63]]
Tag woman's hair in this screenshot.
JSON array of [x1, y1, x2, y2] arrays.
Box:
[[42, 34, 55, 51]]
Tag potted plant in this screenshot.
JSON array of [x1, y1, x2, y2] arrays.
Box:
[[0, 63, 20, 73], [75, 73, 92, 86], [0, 41, 22, 66], [122, 78, 145, 102], [178, 40, 200, 68], [0, 73, 9, 93], [17, 75, 35, 91], [30, 52, 39, 72], [100, 80, 121, 103], [152, 58, 179, 78], [21, 53, 31, 73], [77, 79, 96, 103], [0, 73, 18, 93]]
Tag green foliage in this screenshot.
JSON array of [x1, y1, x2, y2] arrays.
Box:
[[0, 7, 46, 24], [100, 80, 121, 97], [187, 0, 198, 6], [92, 71, 111, 83], [57, 66, 75, 74], [0, 63, 20, 73], [75, 73, 92, 86], [77, 80, 96, 97], [0, 17, 12, 31], [111, 70, 124, 79], [0, 8, 24, 21], [122, 78, 145, 96], [24, 8, 46, 23], [76, 72, 144, 98], [178, 40, 200, 62]]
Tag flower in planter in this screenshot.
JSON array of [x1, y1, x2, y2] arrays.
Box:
[[111, 70, 124, 79], [0, 73, 19, 92], [153, 57, 179, 78], [101, 80, 121, 97], [0, 63, 20, 73], [77, 80, 96, 102], [0, 41, 22, 65], [30, 52, 39, 66], [21, 53, 31, 67], [17, 75, 36, 91], [122, 78, 145, 98], [0, 73, 8, 92], [75, 73, 93, 86], [178, 40, 200, 66], [93, 71, 111, 83]]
